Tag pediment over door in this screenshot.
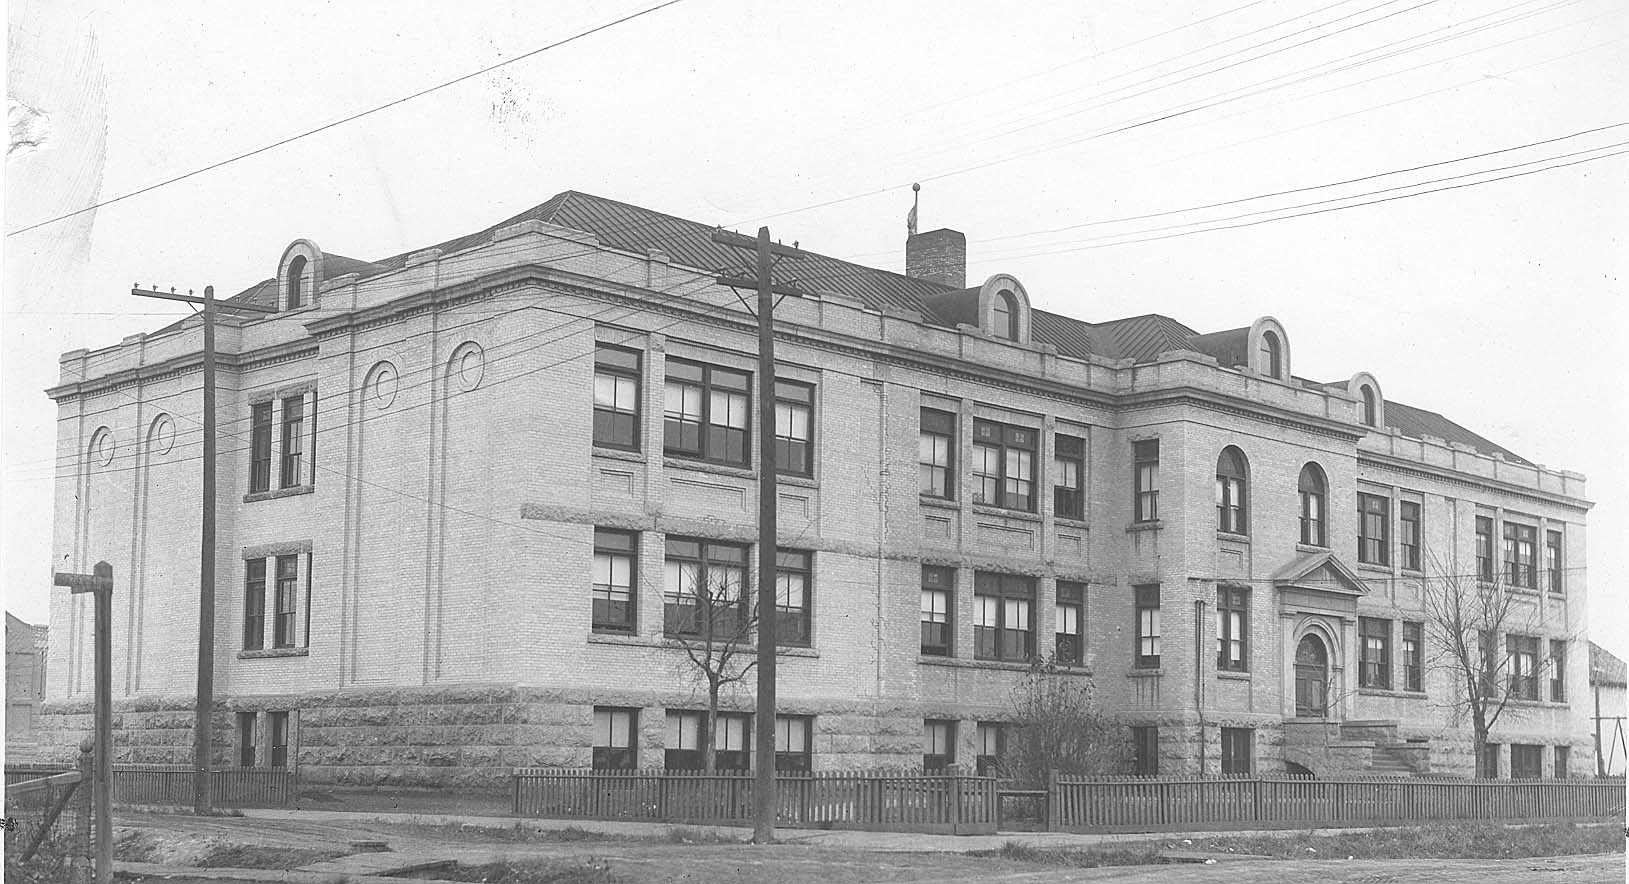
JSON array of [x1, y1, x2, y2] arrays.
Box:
[[1272, 551, 1370, 615]]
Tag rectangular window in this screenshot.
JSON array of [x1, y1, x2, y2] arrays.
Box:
[[1133, 440, 1159, 522], [1221, 727, 1253, 776], [1545, 530, 1563, 593], [243, 559, 266, 651], [1549, 639, 1566, 702], [592, 707, 637, 770], [1510, 743, 1542, 779], [1402, 621, 1423, 692], [1482, 742, 1501, 779], [919, 408, 956, 499], [920, 566, 953, 656], [1475, 516, 1495, 582], [237, 711, 256, 767], [1215, 471, 1245, 535], [249, 402, 273, 493], [1134, 584, 1160, 668], [1508, 634, 1538, 700], [776, 715, 813, 773], [1053, 434, 1085, 520], [1504, 522, 1536, 588], [923, 719, 956, 772], [272, 554, 299, 648], [1360, 617, 1391, 689], [267, 711, 289, 768], [279, 395, 305, 488], [971, 419, 1037, 512], [665, 710, 705, 770], [974, 572, 1035, 662], [663, 538, 746, 639], [1054, 581, 1084, 666], [1358, 493, 1389, 565], [1554, 745, 1570, 779], [593, 345, 641, 450], [1131, 726, 1159, 776], [1399, 500, 1421, 571], [592, 529, 637, 634], [775, 550, 812, 647], [713, 712, 751, 771], [663, 359, 750, 465], [773, 380, 814, 477], [975, 722, 1005, 776], [1216, 586, 1248, 672]]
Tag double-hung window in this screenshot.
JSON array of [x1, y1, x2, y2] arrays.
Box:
[[237, 712, 256, 767], [776, 716, 813, 773], [923, 719, 956, 772], [975, 722, 1004, 776], [244, 559, 267, 650], [1133, 440, 1159, 522], [1475, 516, 1495, 582], [1131, 726, 1159, 776], [773, 380, 814, 476], [592, 529, 637, 634], [267, 711, 290, 768], [1402, 621, 1424, 691], [775, 549, 812, 647], [971, 420, 1036, 511], [665, 710, 705, 770], [1507, 634, 1538, 700], [1399, 501, 1421, 571], [593, 345, 641, 450], [1134, 584, 1160, 668], [920, 566, 953, 656], [1359, 617, 1391, 689], [249, 402, 274, 493], [919, 408, 956, 499], [1298, 464, 1327, 546], [664, 360, 749, 465], [713, 712, 751, 771], [1545, 530, 1563, 593], [1221, 727, 1253, 775], [1510, 744, 1542, 779], [1549, 639, 1567, 701], [1216, 586, 1248, 672], [279, 396, 305, 488], [1215, 447, 1247, 534], [592, 707, 637, 770], [1504, 522, 1536, 588], [663, 538, 746, 639], [1053, 434, 1085, 520], [272, 555, 299, 648], [1054, 581, 1084, 666], [973, 572, 1035, 662], [1358, 493, 1389, 566]]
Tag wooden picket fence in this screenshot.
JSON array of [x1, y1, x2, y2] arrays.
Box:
[[513, 768, 999, 834], [6, 763, 294, 808], [1049, 773, 1628, 833]]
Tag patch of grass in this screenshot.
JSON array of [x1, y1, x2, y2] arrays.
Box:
[[968, 839, 1163, 868], [196, 842, 349, 869], [5, 826, 84, 884], [398, 822, 628, 844], [397, 856, 625, 883], [1188, 821, 1620, 860], [662, 825, 746, 845], [114, 830, 162, 863]]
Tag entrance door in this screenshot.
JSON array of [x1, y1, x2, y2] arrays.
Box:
[[1295, 635, 1329, 717]]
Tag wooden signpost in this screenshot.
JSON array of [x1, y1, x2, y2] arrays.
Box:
[[54, 561, 112, 884]]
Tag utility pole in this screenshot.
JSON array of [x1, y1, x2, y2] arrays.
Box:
[[53, 562, 112, 884], [712, 227, 806, 843], [132, 285, 275, 812]]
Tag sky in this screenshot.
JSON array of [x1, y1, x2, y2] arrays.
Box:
[[4, 1, 1626, 657]]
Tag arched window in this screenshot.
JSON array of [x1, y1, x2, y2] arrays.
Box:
[[1215, 446, 1248, 535], [1298, 463, 1327, 547], [992, 291, 1017, 341], [1259, 330, 1282, 379], [287, 255, 308, 309], [1360, 385, 1377, 427]]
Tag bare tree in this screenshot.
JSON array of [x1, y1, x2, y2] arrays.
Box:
[[1419, 547, 1551, 777], [664, 554, 772, 772], [1000, 656, 1130, 786]]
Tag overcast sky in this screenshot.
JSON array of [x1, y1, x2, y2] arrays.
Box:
[[5, 0, 1625, 657]]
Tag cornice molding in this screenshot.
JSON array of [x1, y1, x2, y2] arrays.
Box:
[[1357, 453, 1591, 513]]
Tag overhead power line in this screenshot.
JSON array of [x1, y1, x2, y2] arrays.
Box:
[[3, 0, 689, 238]]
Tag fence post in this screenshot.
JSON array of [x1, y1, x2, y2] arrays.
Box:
[[1045, 768, 1058, 832], [74, 741, 94, 884]]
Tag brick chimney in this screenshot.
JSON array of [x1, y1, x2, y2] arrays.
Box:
[[906, 229, 966, 289]]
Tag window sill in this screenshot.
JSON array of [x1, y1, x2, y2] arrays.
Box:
[[1399, 569, 1424, 578], [1355, 563, 1392, 576], [588, 632, 819, 657], [777, 474, 819, 489], [1054, 516, 1089, 530], [971, 504, 1040, 522], [244, 484, 315, 504], [917, 655, 1069, 674], [1126, 521, 1163, 534], [919, 495, 959, 511], [1295, 542, 1330, 554], [1357, 687, 1424, 699], [1218, 670, 1252, 681], [1128, 667, 1163, 678], [237, 648, 309, 660], [1216, 531, 1250, 543], [663, 457, 755, 480], [591, 447, 645, 463]]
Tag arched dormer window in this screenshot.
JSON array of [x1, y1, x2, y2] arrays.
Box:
[[1345, 372, 1385, 430], [1216, 446, 1248, 535], [286, 255, 307, 309], [1259, 330, 1282, 379], [993, 291, 1018, 341], [1298, 463, 1327, 547], [1360, 385, 1377, 427]]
